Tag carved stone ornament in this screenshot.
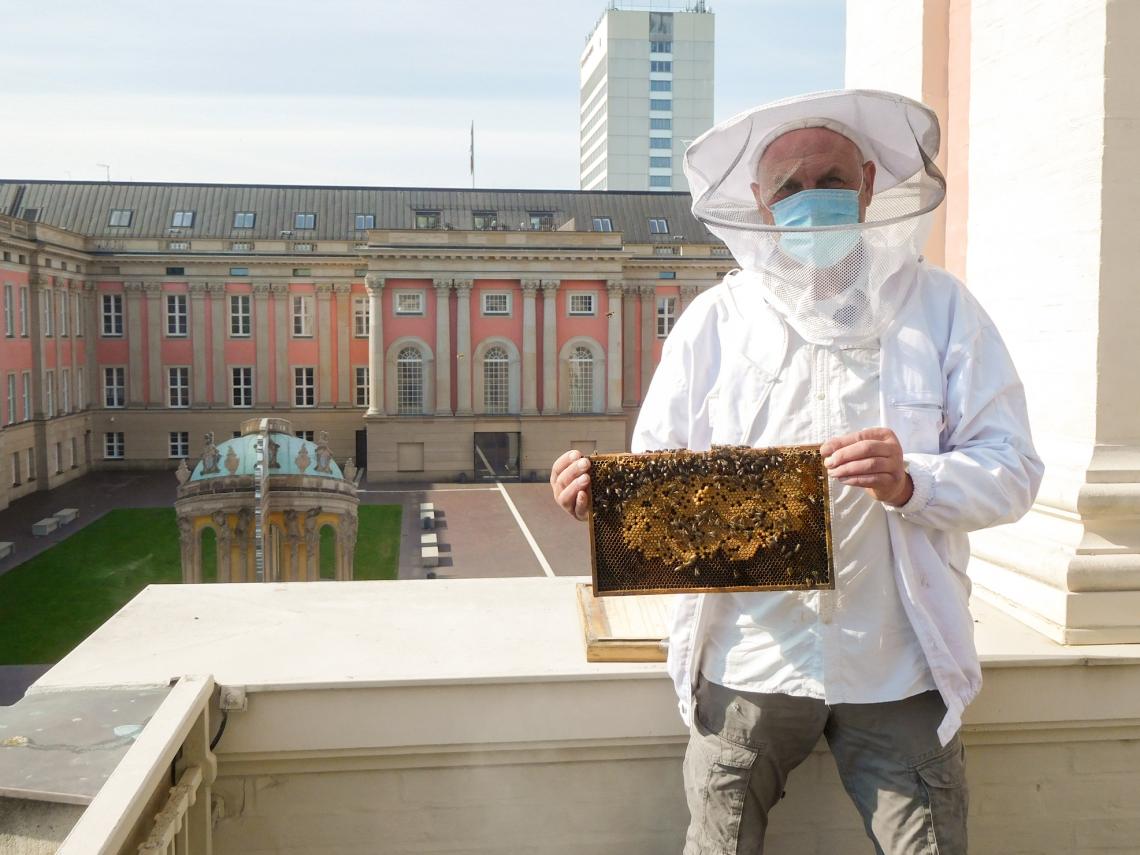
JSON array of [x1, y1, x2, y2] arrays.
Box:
[[364, 273, 386, 291], [201, 432, 221, 475], [175, 459, 191, 486], [224, 446, 241, 475], [343, 457, 358, 483], [295, 444, 312, 473], [314, 432, 334, 474]]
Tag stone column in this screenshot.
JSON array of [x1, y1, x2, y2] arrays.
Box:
[[209, 283, 227, 405], [144, 282, 164, 405], [316, 283, 333, 405], [679, 284, 700, 314], [639, 283, 657, 400], [335, 283, 352, 404], [606, 280, 624, 414], [189, 282, 208, 405], [541, 279, 560, 414], [623, 290, 638, 407], [68, 284, 78, 412], [125, 281, 145, 405], [365, 274, 385, 416], [454, 279, 473, 415], [253, 283, 272, 407], [83, 282, 97, 410], [271, 283, 290, 406], [521, 279, 540, 415], [434, 278, 452, 416]]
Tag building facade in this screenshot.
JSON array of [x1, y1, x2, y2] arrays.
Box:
[[579, 4, 715, 192], [0, 182, 734, 503]]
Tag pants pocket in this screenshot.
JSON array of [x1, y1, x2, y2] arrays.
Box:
[[914, 739, 969, 855], [685, 716, 760, 854]]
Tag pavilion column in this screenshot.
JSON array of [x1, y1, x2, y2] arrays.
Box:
[[335, 283, 352, 404], [124, 281, 145, 405], [455, 279, 473, 415], [521, 279, 540, 415], [606, 280, 624, 414], [144, 282, 164, 405], [639, 283, 657, 399], [541, 279, 560, 414], [365, 274, 385, 416], [271, 283, 290, 406], [209, 283, 227, 405], [189, 282, 208, 405], [678, 283, 700, 315], [253, 283, 272, 407], [433, 279, 452, 416], [83, 283, 97, 411], [316, 284, 333, 405]]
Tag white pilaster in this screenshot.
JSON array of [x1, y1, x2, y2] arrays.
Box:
[[365, 274, 385, 416], [541, 279, 560, 414], [455, 279, 473, 416], [606, 280, 624, 414], [521, 279, 540, 415], [434, 279, 452, 416]]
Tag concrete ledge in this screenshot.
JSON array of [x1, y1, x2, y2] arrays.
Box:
[[420, 546, 439, 567], [52, 508, 79, 525], [32, 518, 59, 537], [0, 541, 13, 561], [420, 533, 438, 547]]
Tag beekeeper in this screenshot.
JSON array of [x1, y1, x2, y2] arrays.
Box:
[[550, 89, 1043, 854]]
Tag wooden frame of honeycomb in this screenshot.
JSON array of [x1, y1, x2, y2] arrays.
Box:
[[588, 445, 835, 596]]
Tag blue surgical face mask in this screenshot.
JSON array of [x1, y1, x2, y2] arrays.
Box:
[[769, 188, 862, 268]]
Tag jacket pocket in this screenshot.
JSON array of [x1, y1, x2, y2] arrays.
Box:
[[709, 368, 775, 446], [889, 397, 945, 455]]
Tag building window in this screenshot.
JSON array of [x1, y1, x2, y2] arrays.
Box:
[[649, 218, 670, 234], [292, 295, 313, 336], [166, 294, 188, 336], [233, 211, 256, 229], [44, 370, 54, 417], [77, 366, 85, 410], [569, 293, 596, 316], [650, 98, 672, 111], [650, 60, 673, 72], [168, 367, 190, 408], [658, 271, 677, 280], [650, 175, 672, 188], [292, 268, 311, 277], [483, 346, 509, 415], [650, 118, 672, 130], [3, 284, 12, 336], [396, 347, 424, 415], [294, 367, 315, 407], [6, 374, 15, 425], [481, 292, 510, 316], [650, 80, 672, 92], [230, 294, 250, 336], [18, 288, 28, 336], [569, 347, 594, 413], [73, 293, 82, 337], [108, 209, 133, 227], [591, 217, 613, 232], [61, 368, 70, 413], [294, 212, 316, 230], [232, 367, 253, 407], [10, 450, 19, 486], [650, 41, 672, 53], [103, 367, 125, 408], [21, 372, 30, 420], [102, 293, 123, 336], [650, 156, 672, 169], [354, 214, 375, 230], [472, 211, 498, 230], [355, 366, 369, 407], [414, 210, 441, 229], [229, 267, 249, 277], [649, 138, 672, 150], [171, 211, 195, 228], [394, 291, 424, 315], [104, 432, 124, 459], [353, 296, 370, 337], [169, 431, 190, 458], [657, 296, 677, 337], [528, 212, 554, 230], [43, 290, 53, 337], [295, 430, 315, 442], [166, 267, 185, 276], [26, 447, 35, 481]]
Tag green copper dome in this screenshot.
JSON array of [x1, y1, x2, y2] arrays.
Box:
[[188, 420, 344, 482]]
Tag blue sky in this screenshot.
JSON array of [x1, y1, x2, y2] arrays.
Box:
[[0, 0, 845, 188]]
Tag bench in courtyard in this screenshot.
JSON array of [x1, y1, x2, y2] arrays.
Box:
[[53, 508, 80, 525], [32, 517, 59, 536], [0, 542, 13, 560]]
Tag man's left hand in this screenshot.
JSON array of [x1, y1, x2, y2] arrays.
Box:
[[820, 427, 913, 507]]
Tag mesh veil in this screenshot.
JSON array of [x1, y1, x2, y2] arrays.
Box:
[[685, 90, 945, 346]]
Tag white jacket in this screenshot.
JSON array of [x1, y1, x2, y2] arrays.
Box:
[[631, 263, 1044, 746]]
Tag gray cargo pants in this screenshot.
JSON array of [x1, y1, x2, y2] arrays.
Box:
[[683, 677, 968, 854]]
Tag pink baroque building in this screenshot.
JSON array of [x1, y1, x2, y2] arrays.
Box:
[[0, 182, 734, 495]]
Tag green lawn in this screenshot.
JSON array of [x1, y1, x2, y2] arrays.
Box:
[[0, 504, 402, 665]]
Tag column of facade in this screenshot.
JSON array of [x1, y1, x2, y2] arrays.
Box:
[[335, 283, 352, 404], [606, 280, 624, 414], [521, 280, 540, 415], [209, 283, 227, 405], [253, 283, 272, 407], [68, 282, 79, 412], [454, 279, 473, 415], [124, 281, 145, 405], [541, 279, 560, 414], [144, 282, 164, 406], [83, 283, 97, 411], [271, 283, 290, 406], [678, 284, 700, 314], [639, 283, 657, 400], [316, 284, 333, 405], [365, 274, 385, 416], [189, 282, 208, 405], [433, 279, 452, 416]]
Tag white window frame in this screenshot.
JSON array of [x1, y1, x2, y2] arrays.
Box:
[[482, 346, 510, 415], [231, 366, 253, 407], [73, 292, 82, 337], [395, 347, 424, 415], [167, 366, 190, 408], [3, 285, 12, 336], [568, 292, 596, 316], [166, 294, 188, 336], [657, 296, 676, 338], [60, 368, 70, 413], [591, 217, 613, 232], [21, 372, 30, 420], [292, 295, 313, 337], [5, 373, 15, 425], [169, 431, 190, 458], [77, 366, 85, 410], [171, 211, 195, 228], [353, 296, 370, 337], [294, 212, 316, 230], [354, 214, 375, 230], [233, 211, 255, 228], [104, 366, 125, 408], [44, 370, 54, 417], [104, 432, 124, 459], [294, 367, 316, 407], [18, 287, 28, 336], [481, 291, 511, 316], [230, 294, 251, 337], [394, 290, 424, 316], [355, 366, 369, 407], [568, 346, 595, 413], [43, 290, 53, 336], [102, 293, 123, 336], [108, 209, 132, 227], [648, 217, 670, 234]]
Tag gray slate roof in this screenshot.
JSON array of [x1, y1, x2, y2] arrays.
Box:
[[0, 181, 720, 245]]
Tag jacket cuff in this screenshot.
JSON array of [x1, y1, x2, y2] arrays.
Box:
[[888, 454, 934, 516]]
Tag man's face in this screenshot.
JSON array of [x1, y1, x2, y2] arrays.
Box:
[[750, 127, 876, 224]]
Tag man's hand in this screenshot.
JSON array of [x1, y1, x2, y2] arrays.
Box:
[[820, 427, 913, 507], [550, 449, 592, 522]]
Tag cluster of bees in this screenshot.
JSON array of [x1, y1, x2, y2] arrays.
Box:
[[590, 445, 833, 593]]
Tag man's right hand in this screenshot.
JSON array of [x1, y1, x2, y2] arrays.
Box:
[[550, 449, 592, 522]]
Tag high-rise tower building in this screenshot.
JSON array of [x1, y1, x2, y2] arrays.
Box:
[[579, 4, 715, 193]]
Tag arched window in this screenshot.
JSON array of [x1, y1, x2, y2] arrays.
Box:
[[483, 346, 510, 414], [569, 346, 594, 413], [396, 346, 423, 415]]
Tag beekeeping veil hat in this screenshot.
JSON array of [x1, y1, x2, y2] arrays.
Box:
[[684, 89, 945, 346]]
